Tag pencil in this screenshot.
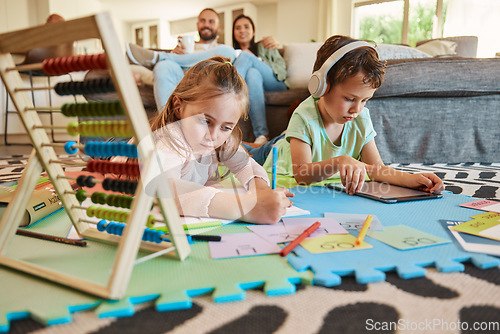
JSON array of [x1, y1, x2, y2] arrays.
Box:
[[271, 145, 277, 189], [355, 215, 373, 246], [16, 229, 87, 247], [280, 221, 321, 257], [153, 220, 223, 233]]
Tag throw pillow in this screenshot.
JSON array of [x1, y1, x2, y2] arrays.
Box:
[[283, 42, 322, 89], [376, 44, 432, 60], [415, 40, 458, 57]]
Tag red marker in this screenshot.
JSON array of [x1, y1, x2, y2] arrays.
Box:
[[280, 221, 321, 257]]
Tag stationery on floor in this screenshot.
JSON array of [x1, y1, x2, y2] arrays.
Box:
[[0, 177, 78, 227], [301, 234, 373, 254], [459, 199, 500, 214], [367, 225, 451, 250], [16, 229, 87, 247], [451, 211, 500, 241], [355, 215, 372, 246], [281, 217, 348, 235], [246, 223, 319, 244], [280, 221, 321, 257], [324, 212, 384, 231], [271, 145, 277, 190], [438, 219, 500, 256], [208, 233, 281, 259]]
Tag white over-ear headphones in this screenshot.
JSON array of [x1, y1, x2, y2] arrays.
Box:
[[308, 41, 377, 98]]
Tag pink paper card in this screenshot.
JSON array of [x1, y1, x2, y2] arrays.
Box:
[[460, 199, 500, 214], [209, 233, 281, 259], [247, 223, 297, 243], [247, 223, 327, 243], [281, 217, 348, 235]]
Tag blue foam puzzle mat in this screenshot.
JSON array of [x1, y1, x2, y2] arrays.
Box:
[[285, 187, 500, 286]]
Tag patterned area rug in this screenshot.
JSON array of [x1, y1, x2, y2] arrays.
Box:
[[3, 158, 500, 334]]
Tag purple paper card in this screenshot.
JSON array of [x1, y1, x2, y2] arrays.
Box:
[[247, 223, 296, 243], [281, 217, 348, 235], [209, 233, 281, 259]]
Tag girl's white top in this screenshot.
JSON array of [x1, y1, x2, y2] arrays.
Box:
[[148, 123, 269, 217]]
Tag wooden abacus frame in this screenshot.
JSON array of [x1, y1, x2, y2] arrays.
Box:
[[0, 13, 190, 299]]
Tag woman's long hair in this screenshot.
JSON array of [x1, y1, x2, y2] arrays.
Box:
[[232, 14, 258, 55]]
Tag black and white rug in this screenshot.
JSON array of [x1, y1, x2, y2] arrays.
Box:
[[0, 155, 86, 184], [1, 157, 498, 199], [3, 159, 500, 334]]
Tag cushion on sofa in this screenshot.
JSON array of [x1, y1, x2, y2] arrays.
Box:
[[374, 58, 500, 98], [416, 36, 478, 58], [283, 42, 322, 89], [376, 44, 432, 60], [415, 40, 457, 57]]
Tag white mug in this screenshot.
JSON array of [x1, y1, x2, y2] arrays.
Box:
[[179, 35, 194, 54]]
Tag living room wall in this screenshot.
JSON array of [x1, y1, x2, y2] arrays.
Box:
[[0, 0, 350, 47]]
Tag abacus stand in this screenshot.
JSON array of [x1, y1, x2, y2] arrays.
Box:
[[0, 13, 191, 299]]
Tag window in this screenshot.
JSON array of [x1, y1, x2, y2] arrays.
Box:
[[354, 0, 448, 46]]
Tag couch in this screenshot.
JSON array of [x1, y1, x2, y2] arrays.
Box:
[[84, 36, 500, 164]]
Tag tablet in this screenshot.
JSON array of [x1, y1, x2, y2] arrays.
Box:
[[326, 181, 443, 204]]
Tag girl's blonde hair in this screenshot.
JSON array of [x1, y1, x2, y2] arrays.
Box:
[[150, 56, 248, 161]]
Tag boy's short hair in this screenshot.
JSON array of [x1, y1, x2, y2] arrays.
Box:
[[313, 35, 386, 89]]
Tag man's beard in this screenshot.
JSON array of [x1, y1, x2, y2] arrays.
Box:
[[199, 28, 217, 41]]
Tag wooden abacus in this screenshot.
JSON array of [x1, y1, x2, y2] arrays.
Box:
[[0, 13, 191, 299]]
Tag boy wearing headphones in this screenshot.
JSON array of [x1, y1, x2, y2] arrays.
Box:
[[261, 35, 444, 195]]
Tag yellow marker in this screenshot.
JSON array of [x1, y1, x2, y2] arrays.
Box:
[[355, 215, 373, 246]]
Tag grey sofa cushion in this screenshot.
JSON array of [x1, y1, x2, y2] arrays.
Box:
[[374, 58, 500, 98], [367, 94, 500, 164]]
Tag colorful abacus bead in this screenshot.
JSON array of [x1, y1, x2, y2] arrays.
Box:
[[64, 141, 78, 154], [146, 215, 155, 228], [75, 189, 87, 202], [66, 121, 79, 136]]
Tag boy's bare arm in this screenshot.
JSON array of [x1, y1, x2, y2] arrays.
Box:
[[290, 138, 369, 186]]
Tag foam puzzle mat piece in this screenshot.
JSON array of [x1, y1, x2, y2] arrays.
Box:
[[155, 290, 192, 312], [0, 265, 100, 332], [395, 263, 427, 279], [263, 277, 299, 296], [284, 187, 500, 286], [95, 299, 135, 318], [95, 237, 313, 318]]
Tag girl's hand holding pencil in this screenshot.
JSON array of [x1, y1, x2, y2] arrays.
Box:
[[243, 187, 292, 224]]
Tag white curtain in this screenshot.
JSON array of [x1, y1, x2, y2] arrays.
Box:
[[317, 0, 335, 42], [443, 0, 500, 57]]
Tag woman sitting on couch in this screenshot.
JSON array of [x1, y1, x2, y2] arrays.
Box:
[[232, 14, 289, 145]]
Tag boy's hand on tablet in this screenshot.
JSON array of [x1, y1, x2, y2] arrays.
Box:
[[337, 156, 379, 195], [407, 173, 445, 193]]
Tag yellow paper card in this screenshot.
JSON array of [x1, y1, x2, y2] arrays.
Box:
[[470, 212, 500, 222], [452, 217, 500, 235], [300, 234, 372, 254]]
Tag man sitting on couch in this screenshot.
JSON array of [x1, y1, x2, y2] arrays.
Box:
[[126, 8, 235, 110]]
